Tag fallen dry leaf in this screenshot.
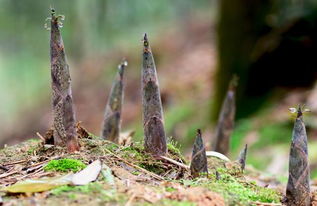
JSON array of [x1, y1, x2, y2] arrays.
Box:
[[72, 159, 102, 185], [1, 174, 73, 193]]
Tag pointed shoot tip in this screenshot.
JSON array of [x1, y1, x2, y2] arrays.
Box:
[[119, 59, 128, 67], [143, 33, 149, 48], [50, 6, 55, 16], [197, 129, 201, 136], [297, 105, 303, 118], [118, 59, 128, 73], [229, 74, 239, 90]]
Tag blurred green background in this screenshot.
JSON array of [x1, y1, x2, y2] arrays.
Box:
[[1, 0, 317, 180]]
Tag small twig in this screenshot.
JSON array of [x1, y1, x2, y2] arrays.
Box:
[[159, 156, 189, 170], [33, 172, 54, 178], [36, 132, 46, 142], [24, 159, 50, 170], [3, 159, 28, 166], [103, 148, 164, 181], [0, 165, 9, 171], [26, 163, 45, 174], [0, 170, 19, 179], [19, 167, 43, 180]]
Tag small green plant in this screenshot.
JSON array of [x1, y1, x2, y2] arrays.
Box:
[[167, 138, 181, 155], [27, 146, 38, 155], [44, 158, 86, 172], [165, 187, 177, 192], [104, 143, 119, 152]]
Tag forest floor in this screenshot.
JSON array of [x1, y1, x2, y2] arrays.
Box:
[[1, 125, 312, 206]]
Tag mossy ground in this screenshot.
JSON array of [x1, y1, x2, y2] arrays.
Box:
[[44, 159, 86, 172], [0, 130, 284, 206]]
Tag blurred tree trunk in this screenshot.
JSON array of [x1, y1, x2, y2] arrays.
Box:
[[212, 0, 272, 121]]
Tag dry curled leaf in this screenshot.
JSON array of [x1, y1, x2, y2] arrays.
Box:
[[71, 159, 102, 186]]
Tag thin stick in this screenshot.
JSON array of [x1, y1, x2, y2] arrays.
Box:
[[159, 156, 189, 170], [103, 148, 164, 181], [3, 159, 28, 166], [0, 165, 9, 171], [18, 167, 44, 180], [0, 171, 19, 179], [25, 160, 50, 169], [33, 172, 54, 178], [36, 132, 46, 142]]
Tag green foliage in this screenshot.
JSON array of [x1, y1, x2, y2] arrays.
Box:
[[121, 142, 147, 161], [120, 141, 187, 174], [120, 142, 165, 174], [206, 168, 280, 205], [104, 142, 120, 152], [44, 159, 86, 172], [27, 146, 37, 155], [165, 187, 177, 192], [167, 138, 181, 156], [207, 174, 280, 204], [24, 139, 41, 155]]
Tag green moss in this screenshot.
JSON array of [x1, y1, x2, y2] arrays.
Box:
[[88, 133, 99, 139], [119, 142, 165, 174], [51, 183, 103, 195], [0, 139, 41, 164], [50, 182, 120, 203], [121, 143, 147, 162], [51, 185, 77, 195], [167, 138, 187, 164], [165, 187, 177, 192], [140, 162, 165, 174], [105, 142, 120, 152], [44, 158, 86, 172], [205, 169, 280, 205], [167, 139, 181, 155], [27, 145, 37, 155], [177, 161, 280, 205]]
